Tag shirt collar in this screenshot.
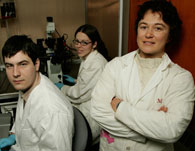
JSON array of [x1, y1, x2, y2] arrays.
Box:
[[21, 72, 41, 102]]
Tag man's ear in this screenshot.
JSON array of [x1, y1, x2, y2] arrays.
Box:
[[35, 58, 40, 71]]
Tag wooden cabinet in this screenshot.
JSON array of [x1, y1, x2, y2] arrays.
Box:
[[128, 0, 195, 130]]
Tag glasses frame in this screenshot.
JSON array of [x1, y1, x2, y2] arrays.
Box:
[[73, 39, 92, 46]]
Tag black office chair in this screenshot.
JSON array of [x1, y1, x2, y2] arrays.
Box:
[[72, 106, 92, 151]]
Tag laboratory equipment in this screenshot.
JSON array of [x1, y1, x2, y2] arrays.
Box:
[[0, 113, 12, 138], [0, 67, 16, 94], [0, 92, 18, 139], [36, 17, 78, 83], [0, 92, 18, 122], [0, 1, 16, 19], [44, 17, 63, 83], [45, 16, 55, 54]]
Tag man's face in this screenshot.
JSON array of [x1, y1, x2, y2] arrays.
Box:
[[4, 51, 40, 91]]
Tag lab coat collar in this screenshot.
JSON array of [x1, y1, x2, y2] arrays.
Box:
[[17, 73, 42, 127], [161, 53, 172, 71], [122, 50, 172, 71], [81, 50, 98, 69], [121, 50, 137, 66], [119, 50, 173, 101], [21, 72, 41, 102], [138, 52, 172, 100]]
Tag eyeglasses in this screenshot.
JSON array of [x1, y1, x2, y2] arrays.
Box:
[[73, 39, 92, 46]]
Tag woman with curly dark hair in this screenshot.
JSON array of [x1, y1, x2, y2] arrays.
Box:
[[91, 0, 195, 151]]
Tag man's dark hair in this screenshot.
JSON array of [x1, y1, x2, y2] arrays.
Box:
[[2, 35, 40, 64], [135, 0, 182, 47]]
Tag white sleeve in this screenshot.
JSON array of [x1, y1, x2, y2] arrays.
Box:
[[62, 63, 105, 104], [115, 70, 195, 143], [10, 144, 21, 151], [91, 60, 146, 143], [37, 112, 73, 151]]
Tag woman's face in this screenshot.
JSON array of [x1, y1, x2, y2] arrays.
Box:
[[74, 32, 97, 59], [137, 10, 170, 58]]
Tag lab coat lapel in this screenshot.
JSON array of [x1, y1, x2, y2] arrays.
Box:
[[78, 50, 97, 76], [127, 59, 142, 104], [120, 57, 136, 99], [78, 61, 84, 76], [21, 98, 31, 124], [15, 91, 30, 133], [17, 93, 32, 129], [17, 93, 24, 123], [118, 51, 142, 104], [138, 53, 171, 100], [141, 67, 163, 98]]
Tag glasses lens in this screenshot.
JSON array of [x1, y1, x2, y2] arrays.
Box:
[[73, 39, 78, 45], [73, 39, 91, 46], [81, 41, 88, 46]]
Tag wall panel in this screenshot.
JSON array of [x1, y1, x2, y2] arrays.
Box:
[[0, 0, 86, 64]]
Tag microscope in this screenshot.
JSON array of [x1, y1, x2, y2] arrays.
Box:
[[44, 17, 63, 83], [37, 17, 77, 84], [45, 17, 55, 54]]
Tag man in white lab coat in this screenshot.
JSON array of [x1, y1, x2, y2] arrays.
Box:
[[0, 35, 74, 151], [91, 0, 195, 151]]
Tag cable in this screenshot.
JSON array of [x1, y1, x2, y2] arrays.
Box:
[[55, 28, 61, 37]]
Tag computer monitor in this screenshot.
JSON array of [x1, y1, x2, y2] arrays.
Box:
[[0, 113, 12, 138]]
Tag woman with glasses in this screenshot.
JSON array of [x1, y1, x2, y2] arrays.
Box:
[[59, 24, 108, 142]]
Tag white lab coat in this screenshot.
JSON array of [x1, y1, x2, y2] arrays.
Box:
[[91, 50, 195, 151], [11, 73, 74, 151], [61, 50, 107, 140]]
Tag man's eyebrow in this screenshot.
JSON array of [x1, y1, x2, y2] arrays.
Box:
[[18, 60, 29, 63], [5, 62, 13, 66], [5, 60, 29, 65]]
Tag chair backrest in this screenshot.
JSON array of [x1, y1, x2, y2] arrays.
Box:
[[72, 106, 92, 151]]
